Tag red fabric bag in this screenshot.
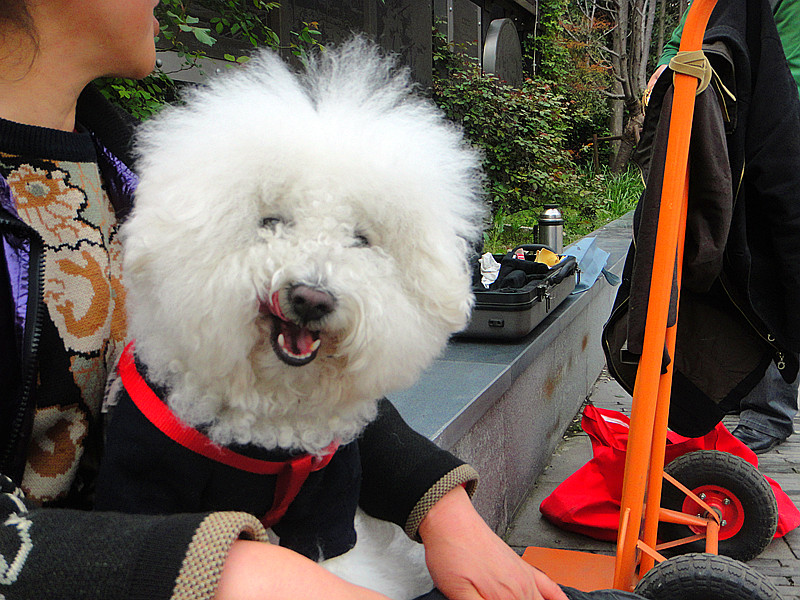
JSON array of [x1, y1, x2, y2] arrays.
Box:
[[539, 404, 800, 541]]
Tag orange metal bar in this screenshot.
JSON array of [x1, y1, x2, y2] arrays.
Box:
[[706, 519, 720, 554], [662, 471, 723, 526], [636, 539, 668, 565], [612, 0, 718, 590], [659, 507, 716, 528], [656, 533, 707, 551], [521, 547, 616, 592], [639, 174, 689, 575]]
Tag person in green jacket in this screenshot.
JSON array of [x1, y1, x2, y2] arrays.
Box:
[[646, 0, 800, 454], [650, 0, 800, 93]]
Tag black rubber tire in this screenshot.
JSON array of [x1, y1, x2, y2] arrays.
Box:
[[659, 450, 777, 562], [634, 553, 781, 600]]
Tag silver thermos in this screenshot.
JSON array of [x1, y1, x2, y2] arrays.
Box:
[[537, 203, 563, 254]]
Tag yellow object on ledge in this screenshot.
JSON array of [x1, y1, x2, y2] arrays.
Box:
[[534, 247, 561, 267]]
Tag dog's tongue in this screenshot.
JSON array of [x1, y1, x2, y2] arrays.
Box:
[[276, 319, 319, 357], [268, 292, 321, 366]]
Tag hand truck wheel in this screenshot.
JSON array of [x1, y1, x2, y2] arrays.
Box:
[[634, 553, 780, 600], [659, 450, 778, 562]]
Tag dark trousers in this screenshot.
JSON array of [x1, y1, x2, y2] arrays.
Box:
[[738, 360, 798, 440]]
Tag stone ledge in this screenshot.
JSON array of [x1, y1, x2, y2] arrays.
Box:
[[387, 212, 633, 532]]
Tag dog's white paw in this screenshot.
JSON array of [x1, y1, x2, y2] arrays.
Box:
[[321, 509, 433, 600]]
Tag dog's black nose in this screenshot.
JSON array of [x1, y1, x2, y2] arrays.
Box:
[[289, 285, 336, 323]]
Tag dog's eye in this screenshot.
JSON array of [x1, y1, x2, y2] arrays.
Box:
[[261, 216, 283, 231], [353, 233, 370, 248]]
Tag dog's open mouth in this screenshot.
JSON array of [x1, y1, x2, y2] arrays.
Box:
[[262, 291, 322, 367]]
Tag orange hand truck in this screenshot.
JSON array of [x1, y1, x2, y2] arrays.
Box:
[[521, 0, 781, 597]]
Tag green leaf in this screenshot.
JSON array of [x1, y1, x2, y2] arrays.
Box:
[[192, 28, 216, 46]]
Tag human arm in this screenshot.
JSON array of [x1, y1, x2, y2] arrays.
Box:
[[215, 540, 390, 600], [357, 401, 567, 600], [646, 8, 690, 96], [0, 482, 257, 600], [0, 473, 389, 600], [418, 486, 569, 600]]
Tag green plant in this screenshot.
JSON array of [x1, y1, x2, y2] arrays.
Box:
[[481, 209, 537, 253], [592, 165, 643, 219], [523, 0, 613, 161], [210, 1, 280, 49], [95, 72, 179, 121], [287, 21, 324, 65], [431, 28, 600, 227], [96, 2, 323, 119], [482, 166, 641, 253]]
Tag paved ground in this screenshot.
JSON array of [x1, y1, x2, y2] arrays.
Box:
[[504, 368, 800, 598]]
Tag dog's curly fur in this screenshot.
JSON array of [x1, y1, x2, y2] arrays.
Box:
[[122, 39, 486, 456]]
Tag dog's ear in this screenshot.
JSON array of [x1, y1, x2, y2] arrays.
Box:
[[401, 223, 478, 334]]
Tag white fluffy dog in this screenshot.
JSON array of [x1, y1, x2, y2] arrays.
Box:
[[98, 39, 485, 599]]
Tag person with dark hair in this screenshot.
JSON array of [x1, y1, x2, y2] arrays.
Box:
[[0, 2, 582, 599]]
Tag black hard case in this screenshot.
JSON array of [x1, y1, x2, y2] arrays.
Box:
[[458, 245, 578, 340]]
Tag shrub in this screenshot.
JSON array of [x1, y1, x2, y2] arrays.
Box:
[[482, 166, 642, 253], [430, 29, 602, 230], [524, 0, 613, 162]]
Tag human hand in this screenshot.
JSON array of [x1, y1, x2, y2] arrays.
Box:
[[646, 65, 668, 95], [215, 540, 391, 600], [418, 487, 569, 600]]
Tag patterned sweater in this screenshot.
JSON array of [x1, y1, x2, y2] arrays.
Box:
[[0, 123, 127, 508]]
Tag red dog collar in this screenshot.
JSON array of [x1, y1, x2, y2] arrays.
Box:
[[118, 342, 338, 527]]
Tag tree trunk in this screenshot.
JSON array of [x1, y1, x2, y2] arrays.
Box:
[[609, 79, 625, 158], [608, 0, 656, 171], [639, 0, 657, 85], [610, 107, 644, 173], [609, 0, 632, 169]]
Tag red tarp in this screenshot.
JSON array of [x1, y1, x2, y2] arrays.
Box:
[[540, 404, 800, 541]]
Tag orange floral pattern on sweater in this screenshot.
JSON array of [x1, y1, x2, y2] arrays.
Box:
[[2, 154, 127, 503]]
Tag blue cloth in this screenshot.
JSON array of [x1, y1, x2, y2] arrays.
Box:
[[564, 237, 619, 294]]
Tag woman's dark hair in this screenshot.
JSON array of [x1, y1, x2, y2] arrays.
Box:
[[0, 0, 37, 46]]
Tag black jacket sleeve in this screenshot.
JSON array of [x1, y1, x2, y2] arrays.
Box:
[[0, 474, 269, 600], [357, 399, 478, 539]]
